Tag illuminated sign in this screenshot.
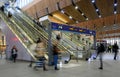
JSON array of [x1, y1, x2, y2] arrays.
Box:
[[51, 22, 96, 35]]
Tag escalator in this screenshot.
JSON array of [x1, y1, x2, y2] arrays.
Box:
[[0, 7, 76, 62], [1, 6, 89, 62], [0, 10, 37, 60], [12, 7, 88, 60], [13, 7, 84, 53], [12, 8, 77, 52]]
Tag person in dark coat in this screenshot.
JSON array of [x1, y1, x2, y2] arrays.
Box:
[[112, 43, 119, 60], [97, 43, 105, 69], [11, 45, 18, 62]]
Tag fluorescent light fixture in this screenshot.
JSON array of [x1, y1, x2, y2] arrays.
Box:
[[114, 3, 117, 6], [92, 0, 95, 3], [81, 13, 84, 16], [61, 10, 65, 14], [99, 15, 101, 18], [75, 6, 78, 9], [69, 16, 72, 19], [96, 9, 99, 12], [114, 11, 117, 14]]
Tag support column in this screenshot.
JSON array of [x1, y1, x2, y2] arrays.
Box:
[[47, 22, 53, 65]]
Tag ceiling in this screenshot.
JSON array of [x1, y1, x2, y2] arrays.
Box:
[[23, 0, 120, 39]]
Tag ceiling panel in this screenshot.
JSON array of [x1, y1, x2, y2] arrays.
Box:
[[23, 0, 120, 39], [64, 5, 85, 22], [117, 0, 120, 14], [52, 11, 75, 24], [96, 0, 114, 17], [77, 0, 98, 20]]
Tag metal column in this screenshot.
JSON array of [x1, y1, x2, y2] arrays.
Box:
[[47, 22, 53, 65]]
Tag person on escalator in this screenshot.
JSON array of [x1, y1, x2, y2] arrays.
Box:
[[56, 34, 61, 41], [53, 44, 61, 70], [8, 11, 12, 18], [0, 5, 4, 12]]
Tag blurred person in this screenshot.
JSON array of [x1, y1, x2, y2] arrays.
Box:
[[56, 34, 61, 41], [53, 44, 61, 70], [112, 42, 119, 60], [11, 45, 18, 62], [96, 43, 105, 69], [107, 45, 112, 53], [35, 38, 48, 71]]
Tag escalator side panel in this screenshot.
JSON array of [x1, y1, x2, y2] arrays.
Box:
[[0, 19, 32, 61]]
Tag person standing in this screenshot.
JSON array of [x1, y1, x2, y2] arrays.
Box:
[[97, 43, 105, 69], [53, 44, 60, 70], [11, 45, 18, 63], [112, 43, 119, 60]]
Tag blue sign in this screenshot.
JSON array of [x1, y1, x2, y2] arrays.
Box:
[[51, 22, 96, 35]]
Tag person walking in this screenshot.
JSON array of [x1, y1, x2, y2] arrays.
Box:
[[35, 38, 48, 71], [112, 43, 119, 60], [97, 43, 105, 69], [11, 45, 18, 63], [53, 44, 60, 70]]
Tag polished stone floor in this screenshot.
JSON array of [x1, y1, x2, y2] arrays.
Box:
[[0, 52, 120, 77]]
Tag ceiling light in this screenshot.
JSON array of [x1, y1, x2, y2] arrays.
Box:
[[69, 16, 72, 19], [92, 0, 95, 3], [96, 9, 99, 12], [86, 18, 88, 20], [81, 13, 84, 16], [114, 3, 117, 6], [75, 6, 78, 9], [99, 15, 101, 18], [114, 11, 117, 14], [76, 21, 79, 23], [61, 10, 64, 14]]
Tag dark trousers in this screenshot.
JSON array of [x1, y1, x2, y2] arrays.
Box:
[[99, 53, 103, 68], [53, 55, 58, 69], [114, 51, 118, 60], [12, 54, 17, 62]]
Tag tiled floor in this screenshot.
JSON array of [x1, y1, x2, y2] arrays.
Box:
[[0, 52, 120, 77]]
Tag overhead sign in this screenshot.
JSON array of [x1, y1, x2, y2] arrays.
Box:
[[51, 22, 96, 35]]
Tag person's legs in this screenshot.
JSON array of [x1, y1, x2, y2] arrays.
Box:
[[43, 60, 48, 71], [29, 56, 33, 67], [12, 55, 15, 62], [43, 63, 46, 70], [99, 53, 103, 69], [54, 55, 59, 70], [13, 56, 16, 62], [14, 54, 17, 62], [114, 52, 117, 60]]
